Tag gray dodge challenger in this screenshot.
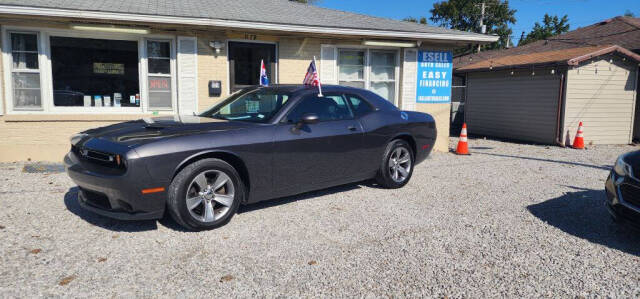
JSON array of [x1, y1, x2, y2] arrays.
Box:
[[65, 85, 437, 230]]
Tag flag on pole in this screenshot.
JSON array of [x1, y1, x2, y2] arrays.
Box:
[[303, 56, 323, 96], [259, 59, 269, 86]]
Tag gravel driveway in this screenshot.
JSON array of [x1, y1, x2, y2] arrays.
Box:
[[1, 138, 640, 297]]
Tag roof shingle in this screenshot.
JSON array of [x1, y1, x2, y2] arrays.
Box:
[[454, 16, 640, 71], [456, 45, 640, 71], [0, 0, 492, 40]]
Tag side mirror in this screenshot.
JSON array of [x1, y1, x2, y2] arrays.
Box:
[[295, 113, 319, 129]]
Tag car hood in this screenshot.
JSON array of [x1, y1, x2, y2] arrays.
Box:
[[624, 150, 640, 168], [76, 115, 256, 147]]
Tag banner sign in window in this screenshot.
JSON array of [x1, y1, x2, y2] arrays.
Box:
[[416, 50, 452, 103], [93, 63, 125, 75]]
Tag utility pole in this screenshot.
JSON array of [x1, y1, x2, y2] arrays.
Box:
[[477, 2, 486, 53]]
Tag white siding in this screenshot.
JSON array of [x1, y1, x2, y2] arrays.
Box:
[[401, 48, 417, 111], [466, 69, 561, 144], [177, 36, 198, 115], [564, 57, 637, 144]]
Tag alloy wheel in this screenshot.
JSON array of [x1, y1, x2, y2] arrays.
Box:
[[185, 170, 235, 222], [389, 147, 412, 183]]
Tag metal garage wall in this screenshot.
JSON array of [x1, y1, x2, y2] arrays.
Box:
[[466, 69, 561, 144], [564, 56, 637, 144]]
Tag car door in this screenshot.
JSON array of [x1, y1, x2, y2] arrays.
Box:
[[272, 92, 364, 196]]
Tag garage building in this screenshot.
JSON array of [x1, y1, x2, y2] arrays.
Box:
[[455, 17, 640, 145]]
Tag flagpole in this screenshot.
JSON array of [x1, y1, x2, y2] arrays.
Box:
[[313, 56, 323, 97], [259, 59, 262, 86]]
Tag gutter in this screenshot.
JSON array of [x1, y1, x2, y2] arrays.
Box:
[[0, 5, 499, 43]]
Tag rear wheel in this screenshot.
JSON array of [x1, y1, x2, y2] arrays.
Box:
[[167, 158, 243, 231], [375, 140, 414, 189]]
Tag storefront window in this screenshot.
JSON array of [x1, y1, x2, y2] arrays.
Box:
[[147, 40, 172, 109], [10, 32, 42, 109], [338, 49, 397, 103], [369, 51, 396, 103], [338, 50, 365, 89], [50, 37, 140, 107]]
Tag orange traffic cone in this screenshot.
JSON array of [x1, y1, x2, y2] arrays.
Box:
[[455, 123, 470, 155], [573, 122, 585, 149]]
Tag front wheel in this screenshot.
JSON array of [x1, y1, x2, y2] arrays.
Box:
[[375, 140, 414, 189], [167, 158, 243, 231]]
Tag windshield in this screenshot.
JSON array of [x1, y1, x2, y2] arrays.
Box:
[[199, 89, 291, 123]]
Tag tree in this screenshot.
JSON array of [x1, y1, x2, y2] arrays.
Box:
[[519, 14, 569, 46], [404, 17, 428, 25], [624, 10, 635, 17], [428, 0, 516, 50]]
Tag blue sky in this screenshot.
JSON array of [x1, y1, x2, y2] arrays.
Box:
[[317, 0, 639, 44]]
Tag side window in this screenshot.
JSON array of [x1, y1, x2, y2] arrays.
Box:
[[286, 94, 353, 123], [10, 32, 42, 110], [346, 94, 374, 117]]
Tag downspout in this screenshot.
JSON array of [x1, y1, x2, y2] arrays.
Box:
[[555, 71, 566, 146]]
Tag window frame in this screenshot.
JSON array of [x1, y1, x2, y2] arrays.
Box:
[[336, 47, 400, 106], [1, 25, 178, 115], [145, 38, 176, 111], [6, 30, 44, 111], [337, 49, 366, 89]]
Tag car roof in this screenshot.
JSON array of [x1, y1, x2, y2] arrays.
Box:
[[248, 84, 367, 93], [246, 84, 399, 112]]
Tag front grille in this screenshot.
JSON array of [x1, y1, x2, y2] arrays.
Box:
[[72, 145, 124, 169], [619, 183, 640, 208], [80, 188, 111, 210]]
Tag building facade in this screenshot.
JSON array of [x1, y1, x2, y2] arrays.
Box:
[[0, 1, 496, 162]]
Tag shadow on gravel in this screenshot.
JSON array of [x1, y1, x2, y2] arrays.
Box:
[[64, 181, 371, 231], [64, 187, 160, 232], [476, 152, 612, 171], [527, 187, 640, 256], [239, 181, 368, 214]]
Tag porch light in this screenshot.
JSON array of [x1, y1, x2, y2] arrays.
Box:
[[209, 41, 224, 54], [362, 40, 417, 48], [70, 24, 150, 34]]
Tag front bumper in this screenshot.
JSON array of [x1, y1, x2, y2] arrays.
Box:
[[65, 151, 166, 220], [604, 171, 640, 229]]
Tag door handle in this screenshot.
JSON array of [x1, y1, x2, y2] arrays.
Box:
[[348, 126, 357, 131]]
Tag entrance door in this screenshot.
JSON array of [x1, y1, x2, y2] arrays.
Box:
[[272, 93, 364, 196], [228, 42, 276, 92]]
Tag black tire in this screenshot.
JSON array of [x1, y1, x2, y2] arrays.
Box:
[[375, 139, 414, 189], [167, 158, 244, 231]]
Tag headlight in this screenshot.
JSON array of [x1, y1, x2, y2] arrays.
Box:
[[614, 155, 632, 176]]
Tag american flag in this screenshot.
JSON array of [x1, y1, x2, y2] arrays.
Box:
[[303, 59, 321, 87]]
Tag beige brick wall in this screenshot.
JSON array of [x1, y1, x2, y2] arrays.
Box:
[[196, 31, 230, 112], [194, 34, 335, 110], [0, 120, 119, 162]]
